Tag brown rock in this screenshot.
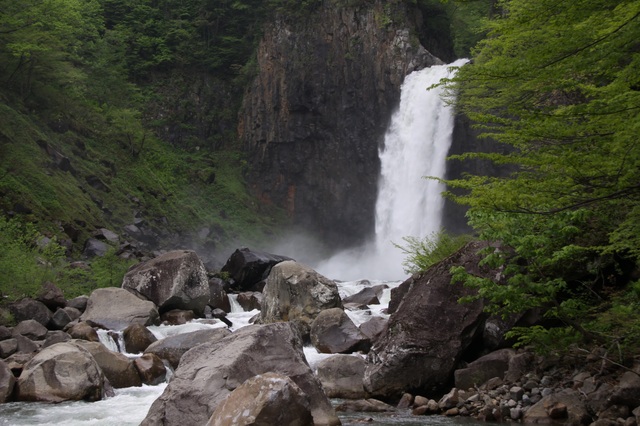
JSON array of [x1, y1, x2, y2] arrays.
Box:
[[160, 309, 194, 325], [37, 281, 66, 310], [123, 324, 157, 354], [71, 340, 142, 388], [67, 322, 100, 342], [134, 353, 167, 386]]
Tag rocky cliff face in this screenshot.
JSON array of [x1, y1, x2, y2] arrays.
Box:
[[239, 1, 444, 249]]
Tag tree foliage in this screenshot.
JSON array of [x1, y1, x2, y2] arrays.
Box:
[[444, 0, 640, 350]]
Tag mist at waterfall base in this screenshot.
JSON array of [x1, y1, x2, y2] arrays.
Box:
[[311, 59, 467, 282]]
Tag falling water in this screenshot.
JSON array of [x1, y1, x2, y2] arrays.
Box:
[[315, 59, 467, 281]]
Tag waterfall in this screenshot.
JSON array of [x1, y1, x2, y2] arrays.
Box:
[[315, 59, 467, 281]]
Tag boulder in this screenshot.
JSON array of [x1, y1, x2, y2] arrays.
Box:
[[454, 348, 516, 390], [0, 338, 17, 358], [50, 308, 72, 330], [144, 328, 231, 369], [8, 298, 52, 327], [63, 306, 82, 321], [160, 309, 195, 325], [343, 285, 387, 305], [221, 247, 292, 292], [83, 238, 110, 257], [67, 321, 100, 342], [523, 389, 591, 425], [315, 354, 366, 399], [310, 308, 370, 354], [66, 295, 89, 312], [36, 281, 66, 310], [14, 334, 39, 354], [236, 292, 262, 311], [16, 342, 106, 402], [42, 331, 71, 348], [141, 323, 339, 426], [80, 287, 159, 331], [208, 277, 231, 313], [0, 359, 15, 402], [358, 317, 387, 342], [122, 250, 209, 315], [123, 324, 157, 354], [0, 325, 11, 340], [610, 371, 640, 407], [363, 242, 491, 399], [260, 261, 342, 339], [206, 372, 314, 426], [71, 340, 141, 388], [134, 353, 167, 386], [12, 319, 48, 341]]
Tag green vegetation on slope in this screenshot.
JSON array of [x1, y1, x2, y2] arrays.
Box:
[[441, 0, 640, 356]]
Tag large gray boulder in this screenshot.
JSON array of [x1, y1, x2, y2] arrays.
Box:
[[81, 287, 159, 331], [144, 328, 231, 369], [8, 298, 52, 327], [315, 354, 366, 399], [310, 308, 370, 354], [260, 261, 342, 339], [454, 348, 516, 390], [141, 323, 340, 426], [71, 340, 141, 388], [16, 342, 106, 402], [122, 250, 209, 315], [364, 242, 492, 398], [0, 359, 15, 403], [206, 372, 314, 426]]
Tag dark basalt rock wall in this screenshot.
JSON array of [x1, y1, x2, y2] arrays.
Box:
[[239, 1, 445, 249]]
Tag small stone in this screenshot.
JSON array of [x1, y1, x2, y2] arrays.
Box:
[[510, 386, 525, 401], [510, 407, 523, 420], [413, 395, 429, 407], [541, 387, 553, 397]]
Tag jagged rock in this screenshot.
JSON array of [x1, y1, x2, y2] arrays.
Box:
[[0, 338, 17, 358], [343, 285, 387, 305], [14, 334, 39, 354], [12, 320, 48, 341], [134, 353, 167, 386], [240, 1, 443, 247], [358, 316, 387, 342], [63, 306, 82, 321], [208, 277, 231, 313], [160, 309, 194, 325], [42, 331, 71, 348], [123, 324, 157, 354], [81, 287, 159, 331], [36, 281, 66, 310], [314, 354, 366, 399], [9, 298, 52, 327], [0, 359, 15, 402], [50, 308, 72, 330], [16, 342, 106, 402], [141, 323, 339, 426], [206, 372, 313, 426], [67, 321, 100, 342], [144, 328, 231, 369], [364, 242, 491, 398], [609, 370, 640, 408], [66, 295, 89, 312], [83, 238, 110, 258], [71, 340, 141, 388], [260, 261, 342, 339], [310, 308, 370, 354], [122, 250, 209, 315], [334, 399, 396, 412], [523, 389, 591, 425], [236, 292, 262, 311], [454, 349, 516, 390], [221, 247, 292, 292]]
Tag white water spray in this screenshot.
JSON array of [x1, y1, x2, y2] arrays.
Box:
[[315, 59, 467, 281]]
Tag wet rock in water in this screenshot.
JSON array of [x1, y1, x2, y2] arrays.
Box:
[[343, 285, 387, 305], [80, 287, 159, 331], [144, 328, 231, 370], [123, 323, 157, 354], [315, 354, 366, 399], [141, 323, 339, 426], [260, 260, 342, 339], [122, 250, 210, 316], [208, 277, 231, 313], [310, 308, 370, 354], [236, 291, 262, 311], [134, 353, 167, 386], [335, 399, 396, 413], [160, 309, 195, 325], [364, 241, 491, 399], [358, 317, 387, 343], [71, 340, 142, 389], [206, 372, 313, 426], [221, 247, 292, 292], [16, 342, 106, 402]]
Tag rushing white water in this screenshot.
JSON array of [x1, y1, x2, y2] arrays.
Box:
[[315, 59, 467, 282]]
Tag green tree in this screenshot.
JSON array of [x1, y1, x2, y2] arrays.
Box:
[[444, 0, 640, 349]]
